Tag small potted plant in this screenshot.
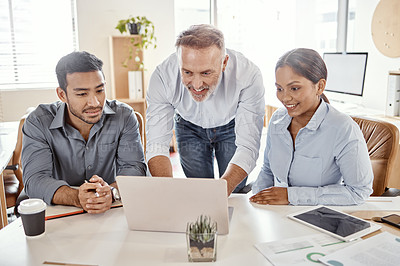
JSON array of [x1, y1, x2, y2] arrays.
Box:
[[115, 16, 157, 69], [186, 215, 217, 262]]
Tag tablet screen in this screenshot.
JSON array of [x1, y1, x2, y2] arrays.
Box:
[[293, 207, 370, 237]]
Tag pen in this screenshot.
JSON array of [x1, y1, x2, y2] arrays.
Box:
[[84, 180, 100, 197]]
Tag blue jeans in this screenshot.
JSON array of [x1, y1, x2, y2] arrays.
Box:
[[174, 114, 247, 193]]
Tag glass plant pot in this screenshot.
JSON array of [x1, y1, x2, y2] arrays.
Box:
[[186, 222, 217, 262]]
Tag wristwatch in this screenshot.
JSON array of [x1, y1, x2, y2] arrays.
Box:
[[110, 186, 121, 202]]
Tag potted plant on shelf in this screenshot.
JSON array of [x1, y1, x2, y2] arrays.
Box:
[[186, 215, 217, 262], [115, 16, 157, 69]]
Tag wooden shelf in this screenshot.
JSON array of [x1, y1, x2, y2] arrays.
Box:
[[118, 98, 145, 103], [109, 35, 146, 116], [109, 35, 145, 100], [118, 98, 146, 120], [110, 36, 147, 144]]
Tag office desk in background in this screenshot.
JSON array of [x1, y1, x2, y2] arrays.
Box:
[[0, 194, 399, 266], [0, 121, 19, 228]]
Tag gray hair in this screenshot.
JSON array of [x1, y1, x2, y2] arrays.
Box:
[[175, 24, 225, 53]]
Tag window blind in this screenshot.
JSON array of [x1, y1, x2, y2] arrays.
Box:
[[0, 0, 78, 90]]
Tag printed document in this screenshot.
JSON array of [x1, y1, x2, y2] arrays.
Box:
[[319, 231, 400, 266], [255, 233, 357, 265]]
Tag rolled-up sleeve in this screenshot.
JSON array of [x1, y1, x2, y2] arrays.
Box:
[[145, 67, 175, 162], [22, 116, 68, 205], [22, 102, 147, 205], [230, 71, 265, 174]]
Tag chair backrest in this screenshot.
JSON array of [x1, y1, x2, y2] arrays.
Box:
[[134, 111, 145, 149], [7, 109, 32, 199], [11, 115, 27, 196], [351, 116, 399, 196], [0, 112, 28, 229]]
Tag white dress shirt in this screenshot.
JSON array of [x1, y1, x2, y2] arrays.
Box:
[[253, 101, 373, 205], [146, 49, 265, 174]]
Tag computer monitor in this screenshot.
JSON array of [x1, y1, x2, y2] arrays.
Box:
[[323, 52, 368, 97]]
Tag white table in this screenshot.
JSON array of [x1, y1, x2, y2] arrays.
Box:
[[0, 194, 399, 266]]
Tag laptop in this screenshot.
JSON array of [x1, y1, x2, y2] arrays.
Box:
[[116, 176, 230, 235]]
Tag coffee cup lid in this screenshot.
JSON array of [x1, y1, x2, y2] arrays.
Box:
[[18, 198, 46, 214]]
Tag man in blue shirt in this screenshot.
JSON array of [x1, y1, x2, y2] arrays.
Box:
[[146, 24, 265, 194], [22, 51, 146, 213]]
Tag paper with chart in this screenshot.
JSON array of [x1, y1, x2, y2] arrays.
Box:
[[255, 233, 358, 265], [319, 232, 400, 266]]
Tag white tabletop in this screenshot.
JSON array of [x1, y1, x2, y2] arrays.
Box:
[[0, 121, 19, 172], [0, 194, 399, 266]]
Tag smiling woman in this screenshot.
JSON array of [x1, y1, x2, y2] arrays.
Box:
[[250, 48, 374, 206]]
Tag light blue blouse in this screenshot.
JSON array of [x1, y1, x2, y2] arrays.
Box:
[[253, 101, 373, 205]]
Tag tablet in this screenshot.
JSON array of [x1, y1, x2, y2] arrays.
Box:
[[287, 206, 381, 242]]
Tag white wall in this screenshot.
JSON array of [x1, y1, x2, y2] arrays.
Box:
[[75, 0, 176, 98], [352, 0, 400, 111], [1, 0, 399, 121], [0, 0, 175, 122], [0, 89, 58, 121]]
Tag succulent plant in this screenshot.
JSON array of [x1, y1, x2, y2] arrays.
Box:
[[187, 215, 217, 243]]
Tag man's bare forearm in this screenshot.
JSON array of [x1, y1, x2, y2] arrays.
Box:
[[221, 163, 248, 195], [148, 155, 173, 177], [52, 185, 81, 207]]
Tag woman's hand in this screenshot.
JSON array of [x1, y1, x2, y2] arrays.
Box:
[[249, 187, 289, 205]]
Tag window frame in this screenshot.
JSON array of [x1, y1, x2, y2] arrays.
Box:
[[0, 0, 78, 91]]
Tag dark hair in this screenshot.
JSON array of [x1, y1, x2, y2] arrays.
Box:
[[55, 51, 104, 91], [175, 24, 225, 52], [276, 48, 327, 83], [276, 48, 329, 103]]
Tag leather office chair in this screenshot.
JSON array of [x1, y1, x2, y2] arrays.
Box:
[[351, 116, 399, 196], [3, 115, 26, 209], [134, 111, 144, 147]]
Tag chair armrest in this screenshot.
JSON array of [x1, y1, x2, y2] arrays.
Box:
[[5, 164, 19, 171]]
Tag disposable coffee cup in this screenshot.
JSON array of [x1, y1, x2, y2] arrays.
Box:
[[18, 198, 46, 237]]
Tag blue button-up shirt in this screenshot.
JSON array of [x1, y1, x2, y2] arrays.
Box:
[[22, 100, 146, 205], [253, 101, 373, 205], [146, 49, 265, 174]]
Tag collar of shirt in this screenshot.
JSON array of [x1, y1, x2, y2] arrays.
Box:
[[166, 49, 260, 128], [272, 100, 328, 132], [304, 100, 328, 131], [48, 101, 116, 135]]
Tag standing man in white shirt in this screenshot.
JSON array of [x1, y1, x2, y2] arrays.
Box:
[[146, 24, 265, 195]]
